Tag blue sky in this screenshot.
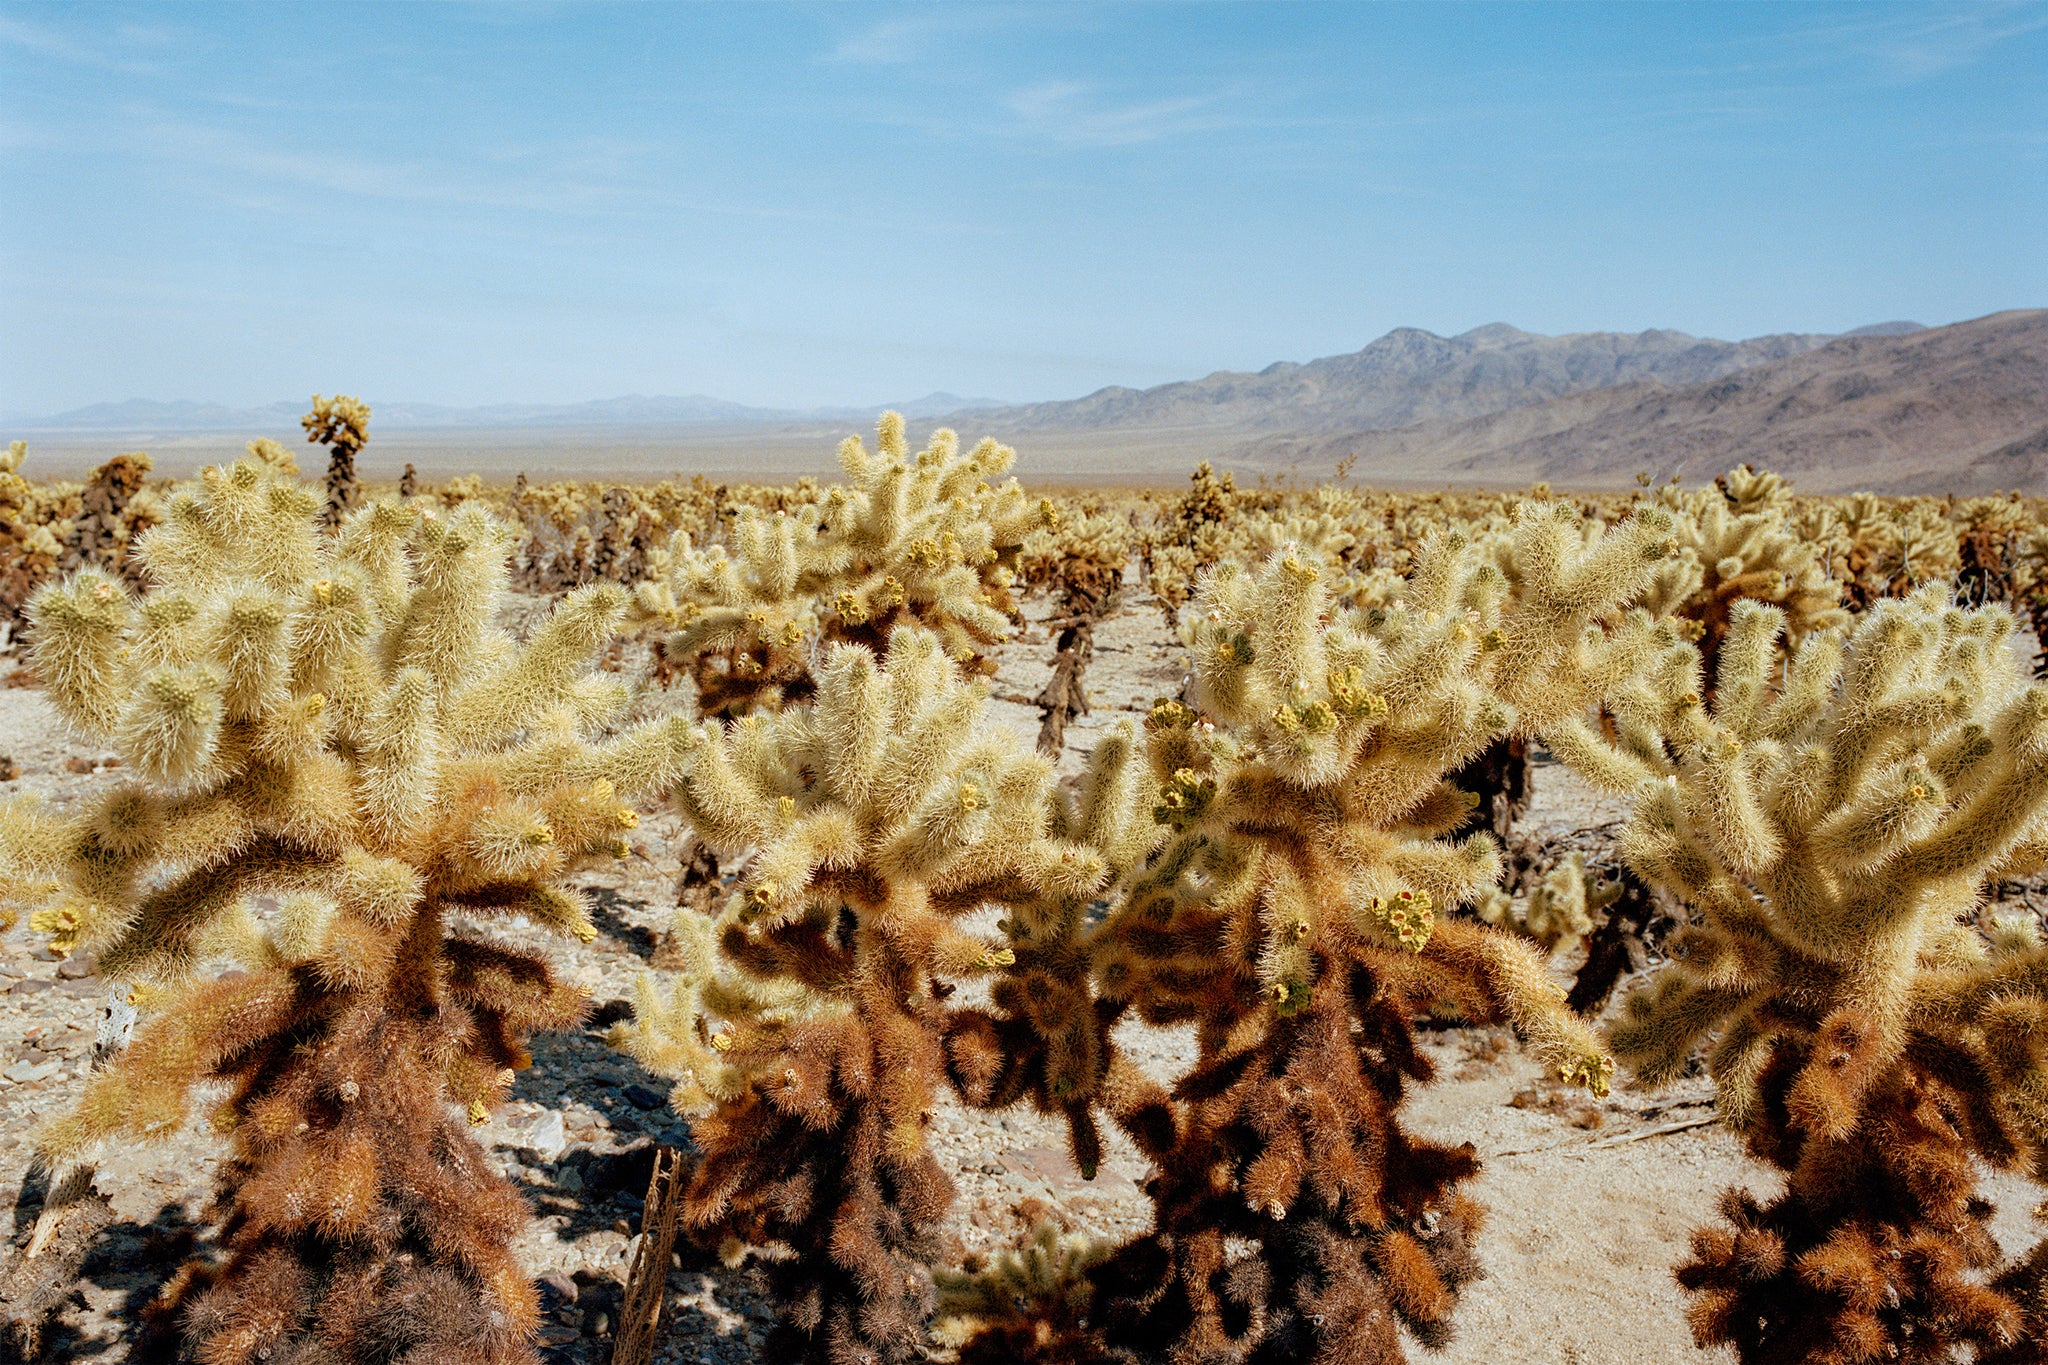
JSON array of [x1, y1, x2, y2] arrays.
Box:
[[2, 1, 2044, 415]]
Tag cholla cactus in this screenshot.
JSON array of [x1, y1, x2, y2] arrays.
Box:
[[633, 413, 1049, 716], [1080, 506, 1677, 1361], [1139, 463, 1261, 629], [608, 899, 821, 1119], [616, 626, 1095, 1363], [1952, 493, 2033, 609], [932, 1222, 1116, 1363], [1, 454, 693, 1362], [1020, 509, 1133, 753], [1475, 849, 1619, 956], [1589, 593, 2048, 1362], [58, 451, 153, 581], [1714, 463, 1792, 516], [303, 393, 371, 529], [1642, 472, 1848, 688], [0, 442, 67, 624], [2021, 526, 2048, 680]]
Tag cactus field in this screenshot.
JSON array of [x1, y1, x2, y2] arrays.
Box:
[[0, 406, 2043, 1365]]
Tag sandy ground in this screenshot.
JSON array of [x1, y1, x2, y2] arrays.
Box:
[[0, 584, 2041, 1365]]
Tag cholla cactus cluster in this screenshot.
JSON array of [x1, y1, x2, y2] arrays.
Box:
[[618, 500, 1702, 1364], [1075, 509, 1678, 1361], [1, 453, 692, 1360], [629, 413, 1050, 716], [505, 477, 722, 593], [0, 442, 72, 624], [1577, 592, 2048, 1362], [1475, 850, 1620, 956], [57, 451, 156, 582]]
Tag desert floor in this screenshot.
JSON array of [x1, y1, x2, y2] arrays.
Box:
[[1, 583, 2041, 1365]]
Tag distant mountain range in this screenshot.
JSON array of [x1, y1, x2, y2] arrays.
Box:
[[11, 312, 2043, 492], [952, 320, 1928, 435], [10, 390, 1002, 432], [1226, 310, 2046, 493]]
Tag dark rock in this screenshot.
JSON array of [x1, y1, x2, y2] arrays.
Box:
[[585, 998, 634, 1029], [55, 956, 95, 980], [621, 1083, 664, 1111], [573, 1276, 620, 1315], [6, 980, 54, 997], [582, 1143, 659, 1197]]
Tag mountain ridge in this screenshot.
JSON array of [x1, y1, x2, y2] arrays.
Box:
[[9, 322, 1933, 436], [1230, 310, 2048, 494], [16, 314, 2037, 494], [946, 321, 1928, 435]]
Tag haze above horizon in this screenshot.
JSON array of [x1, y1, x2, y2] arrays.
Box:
[[3, 1, 2044, 416]]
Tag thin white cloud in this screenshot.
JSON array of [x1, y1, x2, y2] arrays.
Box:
[[0, 14, 161, 73], [1772, 2, 2048, 84], [826, 16, 940, 65], [822, 6, 1051, 65], [135, 118, 646, 214], [1873, 6, 2048, 80], [1005, 80, 1233, 148], [112, 23, 181, 48]]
